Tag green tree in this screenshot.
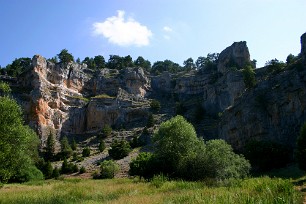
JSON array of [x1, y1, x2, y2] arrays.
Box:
[[5, 57, 31, 77], [242, 65, 256, 89], [108, 140, 131, 160], [82, 147, 91, 157], [60, 136, 73, 158], [0, 81, 11, 96], [48, 56, 58, 64], [296, 123, 306, 171], [45, 133, 55, 161], [107, 55, 123, 69], [71, 138, 77, 151], [98, 140, 106, 152], [100, 160, 120, 179], [52, 167, 60, 179], [82, 57, 96, 69], [101, 125, 112, 138], [45, 161, 53, 179], [150, 99, 161, 112], [204, 140, 250, 180], [0, 96, 43, 183], [153, 115, 202, 175], [183, 57, 195, 71], [57, 49, 74, 64], [123, 55, 134, 67], [134, 56, 151, 71], [146, 114, 155, 128], [129, 152, 155, 179], [94, 55, 106, 69], [196, 53, 219, 70]]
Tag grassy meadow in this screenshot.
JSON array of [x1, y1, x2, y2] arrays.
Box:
[[0, 176, 303, 204]]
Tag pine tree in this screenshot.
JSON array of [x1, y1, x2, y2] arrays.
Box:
[[45, 133, 55, 161]]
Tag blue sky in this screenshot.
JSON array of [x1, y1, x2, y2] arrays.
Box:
[[1, 0, 306, 68]]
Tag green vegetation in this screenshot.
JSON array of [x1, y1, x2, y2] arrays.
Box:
[[0, 177, 301, 203], [296, 122, 306, 171], [98, 140, 106, 152], [57, 49, 74, 64], [68, 95, 89, 102], [59, 136, 73, 159], [242, 65, 256, 88], [99, 160, 120, 179], [0, 96, 43, 183], [4, 57, 31, 77], [45, 133, 55, 161], [150, 99, 161, 112], [195, 53, 219, 71], [92, 94, 115, 99], [60, 158, 78, 174], [71, 138, 77, 151], [101, 124, 112, 138], [130, 116, 250, 181], [82, 147, 91, 157], [109, 140, 131, 160], [79, 166, 86, 174], [0, 81, 11, 96]]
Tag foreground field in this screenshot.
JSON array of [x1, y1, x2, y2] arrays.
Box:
[[0, 177, 302, 204]]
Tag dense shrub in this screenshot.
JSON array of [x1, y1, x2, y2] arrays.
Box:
[[150, 99, 161, 112], [109, 140, 131, 160], [61, 158, 78, 174], [130, 116, 250, 181], [242, 65, 256, 89], [129, 135, 145, 148], [296, 123, 306, 171], [0, 96, 43, 183], [59, 136, 73, 159], [71, 138, 77, 151], [129, 152, 156, 179], [79, 166, 86, 174], [98, 140, 106, 152], [101, 125, 112, 138], [82, 147, 91, 157], [153, 115, 202, 175], [146, 114, 155, 128], [244, 140, 291, 172], [100, 160, 120, 179]]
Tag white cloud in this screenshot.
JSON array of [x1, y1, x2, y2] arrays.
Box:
[[163, 26, 173, 32], [92, 10, 152, 47]]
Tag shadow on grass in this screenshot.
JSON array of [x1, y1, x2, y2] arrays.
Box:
[[255, 164, 305, 180]]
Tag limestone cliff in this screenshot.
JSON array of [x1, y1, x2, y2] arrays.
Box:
[[17, 57, 150, 148], [10, 32, 306, 153]]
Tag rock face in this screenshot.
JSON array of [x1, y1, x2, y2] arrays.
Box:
[[301, 33, 306, 65], [217, 41, 251, 73], [18, 56, 150, 148], [12, 32, 306, 153]]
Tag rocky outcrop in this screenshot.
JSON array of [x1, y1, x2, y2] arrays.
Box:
[[11, 32, 306, 153], [301, 33, 306, 65], [17, 56, 150, 148], [217, 41, 251, 73], [219, 68, 306, 150]]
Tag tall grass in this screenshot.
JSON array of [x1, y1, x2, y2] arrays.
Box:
[[0, 177, 301, 204]]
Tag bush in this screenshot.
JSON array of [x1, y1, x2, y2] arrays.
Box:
[[101, 125, 112, 138], [153, 115, 202, 175], [150, 99, 161, 112], [82, 147, 91, 157], [71, 138, 77, 151], [242, 65, 256, 89], [61, 158, 78, 174], [108, 140, 131, 160], [52, 167, 60, 179], [79, 166, 86, 174], [245, 140, 291, 172], [129, 152, 155, 179], [129, 135, 145, 148], [100, 160, 120, 179], [146, 114, 155, 128], [60, 136, 73, 159], [296, 123, 306, 171], [98, 140, 106, 152]]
